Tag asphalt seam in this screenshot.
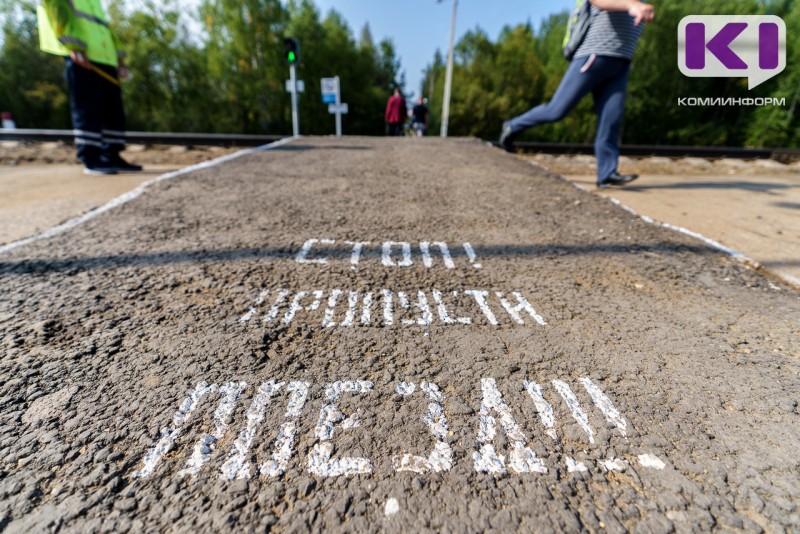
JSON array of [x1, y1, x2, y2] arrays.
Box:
[[0, 136, 298, 255]]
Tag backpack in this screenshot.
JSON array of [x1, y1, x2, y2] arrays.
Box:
[[562, 0, 592, 60]]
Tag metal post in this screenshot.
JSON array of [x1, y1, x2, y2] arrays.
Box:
[[290, 63, 299, 137], [441, 0, 457, 137], [335, 76, 342, 137]]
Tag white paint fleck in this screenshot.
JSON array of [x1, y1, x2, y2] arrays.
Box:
[[339, 291, 359, 327], [397, 291, 411, 321], [384, 498, 400, 516], [552, 379, 595, 444], [473, 378, 547, 474], [306, 290, 324, 312], [638, 454, 666, 470], [566, 457, 589, 473], [361, 292, 374, 325], [179, 381, 247, 477], [600, 458, 628, 472], [221, 381, 283, 480], [133, 381, 217, 478], [432, 242, 455, 269], [464, 290, 498, 326], [308, 381, 374, 477], [463, 242, 482, 269], [283, 291, 309, 324], [393, 382, 453, 473], [403, 291, 433, 326], [322, 289, 343, 328], [382, 242, 413, 267], [496, 292, 547, 326], [238, 289, 270, 322], [260, 382, 310, 478], [580, 378, 628, 438], [396, 382, 416, 396], [419, 241, 433, 268], [296, 238, 335, 265], [381, 289, 394, 326], [523, 381, 557, 440], [239, 308, 256, 324], [432, 290, 472, 325], [263, 289, 290, 323], [344, 241, 369, 270]]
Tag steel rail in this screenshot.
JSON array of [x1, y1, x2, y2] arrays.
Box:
[[1, 129, 798, 161], [0, 129, 282, 147]]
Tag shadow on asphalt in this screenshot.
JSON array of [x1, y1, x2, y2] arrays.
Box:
[[772, 201, 800, 210], [269, 145, 372, 151], [622, 181, 798, 195], [0, 242, 724, 275]]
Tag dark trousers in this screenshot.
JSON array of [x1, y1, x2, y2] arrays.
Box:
[[508, 55, 631, 183], [65, 58, 127, 163], [386, 123, 404, 136]]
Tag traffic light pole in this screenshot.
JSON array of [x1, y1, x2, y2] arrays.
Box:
[[289, 63, 300, 137], [440, 0, 457, 138]]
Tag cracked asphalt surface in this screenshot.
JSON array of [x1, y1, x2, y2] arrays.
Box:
[[1, 136, 798, 532]]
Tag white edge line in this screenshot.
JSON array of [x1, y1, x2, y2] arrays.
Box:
[[532, 162, 799, 290], [0, 136, 298, 255]]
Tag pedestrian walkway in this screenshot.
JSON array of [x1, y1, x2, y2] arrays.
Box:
[[1, 137, 798, 532]]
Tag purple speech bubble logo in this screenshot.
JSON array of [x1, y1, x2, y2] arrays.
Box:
[[678, 16, 786, 89]]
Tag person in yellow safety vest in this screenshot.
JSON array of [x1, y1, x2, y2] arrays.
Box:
[[38, 0, 141, 175]]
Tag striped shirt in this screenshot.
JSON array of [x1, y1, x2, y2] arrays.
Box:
[[574, 6, 644, 61]]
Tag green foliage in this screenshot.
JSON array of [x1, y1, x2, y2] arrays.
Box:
[[0, 0, 70, 128], [0, 0, 403, 135], [0, 0, 796, 146], [422, 0, 799, 147]]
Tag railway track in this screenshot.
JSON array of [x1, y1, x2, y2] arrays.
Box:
[[2, 128, 798, 161]]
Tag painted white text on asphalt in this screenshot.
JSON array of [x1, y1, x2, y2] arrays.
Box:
[[133, 377, 665, 480]]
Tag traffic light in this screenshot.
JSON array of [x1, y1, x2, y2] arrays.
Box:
[[284, 38, 300, 64]]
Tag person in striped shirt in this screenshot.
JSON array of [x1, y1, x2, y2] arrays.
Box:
[[500, 0, 654, 188]]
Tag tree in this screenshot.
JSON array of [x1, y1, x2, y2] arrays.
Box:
[[0, 0, 70, 129]]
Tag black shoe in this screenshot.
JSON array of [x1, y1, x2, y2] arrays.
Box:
[[499, 121, 516, 152], [102, 154, 143, 173], [598, 172, 638, 189], [83, 161, 118, 175]]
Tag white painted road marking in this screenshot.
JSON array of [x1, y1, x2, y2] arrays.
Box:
[[178, 381, 247, 477], [474, 378, 547, 475], [293, 239, 482, 270], [307, 381, 374, 477], [135, 376, 661, 480], [240, 288, 546, 328], [392, 381, 453, 473]]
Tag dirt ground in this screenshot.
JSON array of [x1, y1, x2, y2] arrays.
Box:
[[525, 153, 800, 289], [0, 137, 798, 532]]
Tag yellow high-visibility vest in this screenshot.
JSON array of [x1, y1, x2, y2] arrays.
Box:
[[37, 0, 122, 67]]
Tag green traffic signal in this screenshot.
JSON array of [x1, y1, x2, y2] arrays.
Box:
[[284, 38, 299, 64]]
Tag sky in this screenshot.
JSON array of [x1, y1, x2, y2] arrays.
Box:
[[310, 0, 576, 99]]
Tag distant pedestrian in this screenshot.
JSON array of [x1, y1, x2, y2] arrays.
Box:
[[385, 87, 407, 137], [38, 0, 142, 175], [1, 112, 16, 129], [411, 97, 428, 137], [499, 0, 654, 188]]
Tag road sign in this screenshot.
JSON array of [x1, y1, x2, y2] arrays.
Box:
[[285, 80, 305, 93], [328, 103, 349, 114], [321, 77, 338, 103]]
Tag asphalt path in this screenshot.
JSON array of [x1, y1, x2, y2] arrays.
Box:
[[0, 137, 798, 532]]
